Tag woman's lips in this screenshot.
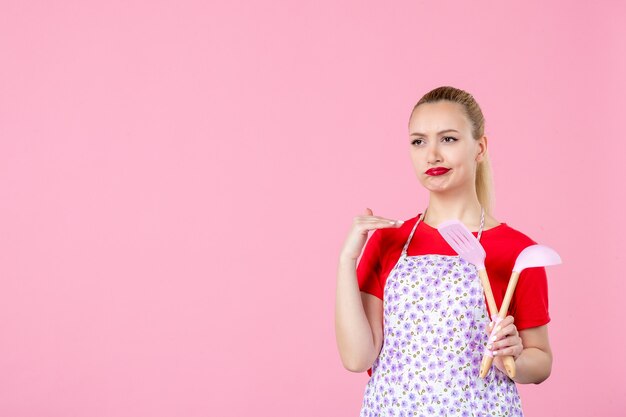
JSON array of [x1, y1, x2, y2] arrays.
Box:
[[425, 167, 451, 176]]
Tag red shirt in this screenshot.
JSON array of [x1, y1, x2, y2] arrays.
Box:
[[357, 213, 551, 377]]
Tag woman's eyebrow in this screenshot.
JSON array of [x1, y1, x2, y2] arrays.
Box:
[[410, 129, 460, 136]]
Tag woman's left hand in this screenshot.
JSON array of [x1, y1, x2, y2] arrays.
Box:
[[485, 315, 524, 374]]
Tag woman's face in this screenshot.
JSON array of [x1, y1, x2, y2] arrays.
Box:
[[408, 100, 486, 195]]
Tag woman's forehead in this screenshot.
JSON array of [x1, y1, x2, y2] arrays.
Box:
[[409, 102, 470, 134]]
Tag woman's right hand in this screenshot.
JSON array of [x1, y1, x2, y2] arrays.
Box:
[[339, 208, 404, 262]]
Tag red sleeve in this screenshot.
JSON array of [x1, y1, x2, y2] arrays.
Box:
[[509, 265, 551, 331], [356, 229, 384, 300]]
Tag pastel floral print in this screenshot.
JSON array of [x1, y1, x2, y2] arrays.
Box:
[[360, 215, 524, 417]]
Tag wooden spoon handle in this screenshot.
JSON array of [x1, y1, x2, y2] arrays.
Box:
[[477, 268, 513, 377], [477, 268, 500, 377], [479, 324, 517, 378], [479, 271, 521, 379], [478, 268, 498, 315]]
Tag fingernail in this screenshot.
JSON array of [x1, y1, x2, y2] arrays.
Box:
[[397, 220, 404, 224], [495, 326, 501, 332], [489, 322, 493, 328], [490, 336, 496, 342], [486, 344, 492, 349], [493, 351, 498, 356]]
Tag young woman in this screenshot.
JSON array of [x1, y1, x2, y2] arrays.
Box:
[[335, 86, 552, 416]]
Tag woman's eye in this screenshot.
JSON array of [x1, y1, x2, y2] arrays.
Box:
[[412, 137, 456, 145]]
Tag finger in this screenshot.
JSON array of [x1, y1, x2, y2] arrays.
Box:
[[485, 321, 492, 333], [367, 219, 404, 228], [365, 218, 404, 226], [498, 315, 514, 330], [485, 317, 500, 335], [499, 322, 517, 337], [353, 216, 403, 231], [486, 317, 500, 333], [355, 221, 404, 234], [485, 316, 504, 336], [358, 217, 405, 228], [356, 214, 403, 224], [491, 315, 514, 336], [486, 323, 512, 347], [492, 324, 518, 344], [488, 338, 523, 359], [487, 334, 520, 351], [491, 338, 523, 357]]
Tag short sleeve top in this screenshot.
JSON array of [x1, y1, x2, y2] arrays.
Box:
[[357, 213, 551, 331]]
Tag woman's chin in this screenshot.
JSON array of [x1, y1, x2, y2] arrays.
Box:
[[422, 178, 451, 192], [423, 181, 463, 194]]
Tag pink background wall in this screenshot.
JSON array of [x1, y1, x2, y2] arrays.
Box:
[[1, 1, 624, 416]]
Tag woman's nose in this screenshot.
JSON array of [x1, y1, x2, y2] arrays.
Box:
[[426, 143, 442, 164]]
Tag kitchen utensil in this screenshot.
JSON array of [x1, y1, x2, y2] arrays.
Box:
[[437, 219, 516, 376], [479, 244, 562, 378]]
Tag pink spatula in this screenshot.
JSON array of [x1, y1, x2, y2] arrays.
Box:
[[437, 219, 516, 378]]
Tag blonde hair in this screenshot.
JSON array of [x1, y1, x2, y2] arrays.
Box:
[[409, 86, 495, 216]]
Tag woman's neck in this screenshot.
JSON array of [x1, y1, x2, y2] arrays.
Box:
[[423, 189, 483, 229]]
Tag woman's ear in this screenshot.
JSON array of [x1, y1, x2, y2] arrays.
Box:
[[476, 135, 488, 162]]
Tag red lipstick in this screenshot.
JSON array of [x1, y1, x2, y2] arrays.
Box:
[[425, 167, 451, 176]]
